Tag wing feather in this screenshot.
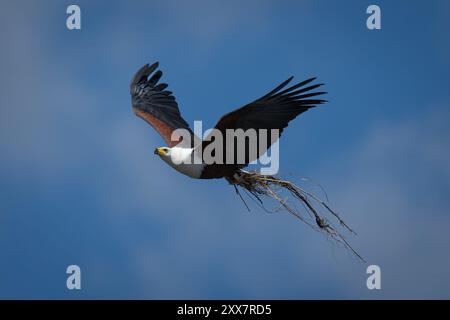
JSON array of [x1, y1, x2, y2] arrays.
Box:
[[200, 76, 327, 178], [130, 62, 193, 147]]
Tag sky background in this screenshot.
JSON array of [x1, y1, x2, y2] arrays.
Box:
[[1, 0, 450, 299]]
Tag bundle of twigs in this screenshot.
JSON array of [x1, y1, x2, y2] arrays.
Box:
[[227, 170, 365, 262]]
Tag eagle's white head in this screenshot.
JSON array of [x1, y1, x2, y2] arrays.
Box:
[[154, 146, 204, 179]]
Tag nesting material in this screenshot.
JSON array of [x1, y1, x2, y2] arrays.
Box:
[[227, 170, 365, 262]]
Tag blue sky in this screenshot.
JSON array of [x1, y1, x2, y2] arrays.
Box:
[[1, 0, 450, 299]]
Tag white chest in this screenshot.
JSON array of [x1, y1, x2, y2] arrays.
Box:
[[160, 147, 205, 179]]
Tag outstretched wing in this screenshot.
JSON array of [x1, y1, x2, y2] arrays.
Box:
[[130, 62, 193, 147], [200, 76, 327, 178]]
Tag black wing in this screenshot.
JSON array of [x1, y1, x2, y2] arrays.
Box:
[[131, 62, 193, 147], [200, 76, 327, 178]]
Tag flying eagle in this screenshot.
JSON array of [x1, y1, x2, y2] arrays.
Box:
[[130, 62, 363, 261]]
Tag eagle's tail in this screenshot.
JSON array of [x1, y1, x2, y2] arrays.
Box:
[[226, 170, 365, 262]]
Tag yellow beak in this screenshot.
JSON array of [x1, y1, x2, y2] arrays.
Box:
[[154, 147, 166, 156]]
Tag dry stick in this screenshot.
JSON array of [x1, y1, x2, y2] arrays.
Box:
[[234, 171, 365, 262], [233, 184, 250, 212], [242, 189, 275, 214], [263, 176, 356, 235], [265, 184, 311, 226], [299, 176, 330, 203], [268, 177, 365, 262]]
